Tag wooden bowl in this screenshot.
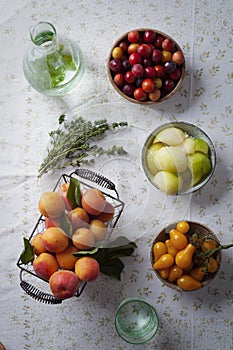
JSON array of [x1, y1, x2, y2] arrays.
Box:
[[150, 221, 222, 291], [107, 28, 185, 104]]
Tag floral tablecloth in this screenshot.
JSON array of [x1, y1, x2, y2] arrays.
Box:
[[0, 1, 232, 349]]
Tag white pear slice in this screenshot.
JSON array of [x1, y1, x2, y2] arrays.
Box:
[[153, 146, 188, 173], [181, 137, 195, 154], [156, 127, 186, 146], [146, 144, 161, 175], [194, 138, 209, 155], [152, 171, 183, 195]]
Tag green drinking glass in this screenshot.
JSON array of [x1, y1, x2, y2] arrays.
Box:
[[115, 297, 159, 344]]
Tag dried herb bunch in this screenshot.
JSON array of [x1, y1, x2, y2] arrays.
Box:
[[38, 115, 128, 177]]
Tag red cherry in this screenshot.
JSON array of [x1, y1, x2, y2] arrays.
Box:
[[143, 30, 156, 43], [162, 38, 175, 51], [124, 71, 136, 84], [131, 64, 144, 78], [129, 52, 142, 65], [137, 44, 152, 57], [113, 73, 125, 87], [142, 78, 155, 93], [154, 65, 165, 78], [128, 30, 140, 43], [134, 87, 148, 101], [169, 68, 181, 80], [144, 67, 156, 79]]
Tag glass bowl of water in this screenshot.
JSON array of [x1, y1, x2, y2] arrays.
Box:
[[115, 297, 159, 344]]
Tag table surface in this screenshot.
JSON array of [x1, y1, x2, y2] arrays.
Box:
[[0, 1, 232, 349]]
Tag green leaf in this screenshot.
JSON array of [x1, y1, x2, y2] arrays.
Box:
[[60, 212, 73, 238], [58, 114, 66, 124], [20, 238, 34, 264], [67, 177, 81, 209], [73, 247, 99, 258], [99, 258, 124, 281], [105, 236, 137, 259]]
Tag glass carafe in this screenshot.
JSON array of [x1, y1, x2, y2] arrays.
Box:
[[23, 22, 85, 96]]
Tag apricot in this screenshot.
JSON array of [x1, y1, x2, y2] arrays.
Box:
[[45, 217, 60, 229], [49, 270, 80, 299], [81, 188, 106, 216], [96, 201, 115, 222], [38, 191, 65, 218], [70, 207, 90, 230], [33, 252, 59, 280], [0, 342, 6, 350], [41, 227, 69, 253], [31, 232, 47, 255], [56, 245, 78, 270], [89, 219, 107, 241], [75, 257, 100, 282], [72, 228, 95, 250], [58, 183, 72, 210]]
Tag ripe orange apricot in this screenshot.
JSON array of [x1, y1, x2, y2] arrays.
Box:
[[31, 232, 47, 255], [49, 270, 80, 299], [89, 219, 107, 241], [70, 207, 90, 230], [33, 252, 59, 280], [81, 188, 106, 216], [56, 245, 78, 270], [96, 201, 115, 222], [38, 192, 65, 218], [41, 227, 69, 253], [72, 228, 95, 250], [75, 257, 100, 282]]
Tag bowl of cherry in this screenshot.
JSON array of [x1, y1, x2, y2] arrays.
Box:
[[107, 29, 185, 104]]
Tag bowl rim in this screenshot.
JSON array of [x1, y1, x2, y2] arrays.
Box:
[[150, 221, 222, 292], [107, 28, 186, 104], [141, 121, 217, 195]]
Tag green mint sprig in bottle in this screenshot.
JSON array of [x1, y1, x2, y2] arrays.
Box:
[[23, 22, 85, 96]]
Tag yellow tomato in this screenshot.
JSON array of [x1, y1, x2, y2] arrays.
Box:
[[189, 266, 205, 282], [168, 265, 183, 282], [170, 229, 188, 250], [175, 244, 196, 269], [153, 241, 167, 262], [177, 275, 201, 290], [176, 221, 190, 234], [153, 253, 174, 270], [157, 268, 170, 279], [165, 239, 178, 257]]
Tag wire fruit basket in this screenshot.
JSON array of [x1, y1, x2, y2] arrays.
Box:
[[17, 169, 125, 304]]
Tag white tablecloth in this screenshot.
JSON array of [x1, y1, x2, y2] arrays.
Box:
[[0, 1, 232, 349]]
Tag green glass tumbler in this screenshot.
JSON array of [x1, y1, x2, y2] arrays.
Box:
[[115, 297, 159, 344]]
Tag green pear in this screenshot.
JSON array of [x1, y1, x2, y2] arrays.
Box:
[[194, 138, 209, 155], [152, 171, 183, 195], [188, 152, 211, 185]]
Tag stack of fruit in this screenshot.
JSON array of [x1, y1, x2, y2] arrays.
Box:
[[142, 124, 215, 195], [29, 180, 115, 299], [108, 29, 185, 103], [151, 221, 222, 291]]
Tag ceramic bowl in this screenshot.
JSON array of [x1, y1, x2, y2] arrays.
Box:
[[150, 221, 222, 292], [141, 121, 216, 195], [107, 28, 185, 104]]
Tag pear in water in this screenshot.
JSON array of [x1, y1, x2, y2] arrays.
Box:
[[156, 127, 185, 146], [194, 138, 209, 155], [152, 171, 183, 195], [188, 152, 211, 185], [153, 146, 188, 173], [146, 143, 163, 175]]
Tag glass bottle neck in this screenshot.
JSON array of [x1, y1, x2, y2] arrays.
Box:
[[29, 22, 58, 53]]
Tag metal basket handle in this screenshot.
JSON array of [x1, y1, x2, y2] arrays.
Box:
[[19, 271, 62, 304], [74, 168, 119, 198]]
